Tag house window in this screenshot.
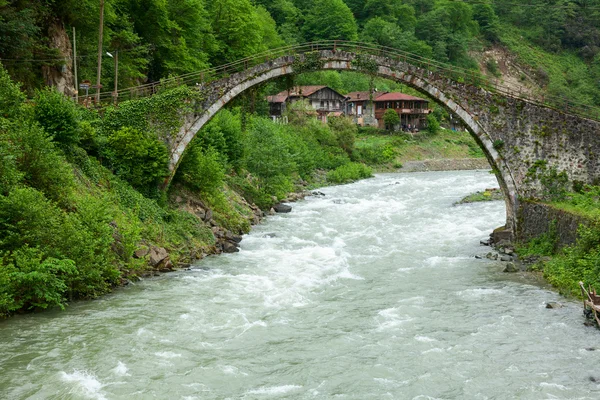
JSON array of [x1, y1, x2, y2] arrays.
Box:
[[320, 101, 324, 108], [386, 102, 391, 109]]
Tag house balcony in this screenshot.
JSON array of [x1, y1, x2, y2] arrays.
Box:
[[400, 108, 432, 114], [316, 107, 343, 113]]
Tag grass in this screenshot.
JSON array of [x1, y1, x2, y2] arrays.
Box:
[[455, 188, 503, 204], [353, 127, 485, 170]]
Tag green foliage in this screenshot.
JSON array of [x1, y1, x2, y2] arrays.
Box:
[[33, 89, 79, 146], [0, 65, 26, 121], [0, 248, 77, 315], [541, 223, 600, 297], [176, 146, 225, 195], [209, 0, 281, 63], [328, 116, 357, 156], [353, 142, 396, 164], [426, 114, 440, 136], [292, 51, 325, 75], [102, 86, 202, 142], [302, 0, 358, 41], [194, 109, 245, 170], [518, 220, 558, 258], [383, 109, 400, 130], [492, 139, 504, 151], [8, 121, 75, 204], [326, 162, 373, 184], [105, 127, 169, 194]]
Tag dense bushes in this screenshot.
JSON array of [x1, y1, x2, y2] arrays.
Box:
[[326, 162, 373, 184], [104, 127, 169, 194], [33, 89, 80, 146]]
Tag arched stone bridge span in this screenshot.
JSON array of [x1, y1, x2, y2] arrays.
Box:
[[166, 48, 600, 238]]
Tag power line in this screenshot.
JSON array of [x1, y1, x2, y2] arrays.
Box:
[[0, 47, 145, 63]]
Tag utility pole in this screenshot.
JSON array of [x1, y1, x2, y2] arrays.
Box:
[[73, 27, 78, 103], [95, 0, 105, 104], [114, 50, 118, 104], [107, 50, 118, 105]]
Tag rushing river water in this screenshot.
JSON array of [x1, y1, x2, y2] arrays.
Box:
[[2, 170, 600, 400]]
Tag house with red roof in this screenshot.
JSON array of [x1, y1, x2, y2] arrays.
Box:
[[373, 93, 432, 130], [267, 85, 346, 122]]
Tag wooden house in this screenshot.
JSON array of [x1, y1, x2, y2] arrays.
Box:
[[373, 93, 432, 130], [267, 86, 346, 122], [344, 91, 381, 127]]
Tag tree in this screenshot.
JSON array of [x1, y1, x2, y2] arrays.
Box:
[[302, 0, 358, 41], [415, 1, 478, 65], [364, 0, 416, 29], [473, 3, 500, 43], [383, 109, 400, 130], [209, 0, 279, 63]]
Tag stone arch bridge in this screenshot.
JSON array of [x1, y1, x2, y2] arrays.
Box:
[[135, 43, 600, 239]]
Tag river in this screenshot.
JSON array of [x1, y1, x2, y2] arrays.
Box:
[[1, 170, 600, 399]]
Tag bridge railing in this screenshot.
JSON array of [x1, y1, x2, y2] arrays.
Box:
[[87, 41, 600, 122]]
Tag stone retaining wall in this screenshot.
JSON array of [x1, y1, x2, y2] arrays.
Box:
[[517, 201, 588, 248]]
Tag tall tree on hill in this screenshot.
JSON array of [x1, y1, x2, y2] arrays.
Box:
[[363, 0, 416, 29], [209, 0, 282, 63], [302, 0, 358, 41], [415, 0, 478, 66]]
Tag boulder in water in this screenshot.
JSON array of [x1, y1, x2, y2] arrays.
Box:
[[222, 241, 240, 253], [503, 262, 518, 273], [273, 203, 292, 213]]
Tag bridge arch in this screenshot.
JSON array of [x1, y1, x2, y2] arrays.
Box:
[[170, 50, 519, 233]]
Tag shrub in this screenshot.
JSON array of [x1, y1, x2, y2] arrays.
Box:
[[9, 122, 75, 204], [0, 247, 77, 315], [328, 116, 357, 156], [0, 136, 22, 196], [426, 114, 440, 136], [195, 109, 245, 169], [33, 88, 80, 146], [353, 143, 395, 164], [177, 145, 226, 195], [244, 118, 297, 179], [326, 162, 373, 184], [383, 109, 400, 130], [105, 127, 169, 194], [0, 64, 25, 121]]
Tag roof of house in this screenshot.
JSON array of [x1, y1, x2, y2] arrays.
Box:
[[268, 85, 346, 103], [345, 91, 384, 101], [286, 85, 327, 97], [266, 94, 288, 103], [373, 92, 428, 102]]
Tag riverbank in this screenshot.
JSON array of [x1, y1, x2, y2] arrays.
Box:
[[399, 158, 490, 173]]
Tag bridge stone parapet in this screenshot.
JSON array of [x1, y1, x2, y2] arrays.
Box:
[[167, 49, 600, 238]]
